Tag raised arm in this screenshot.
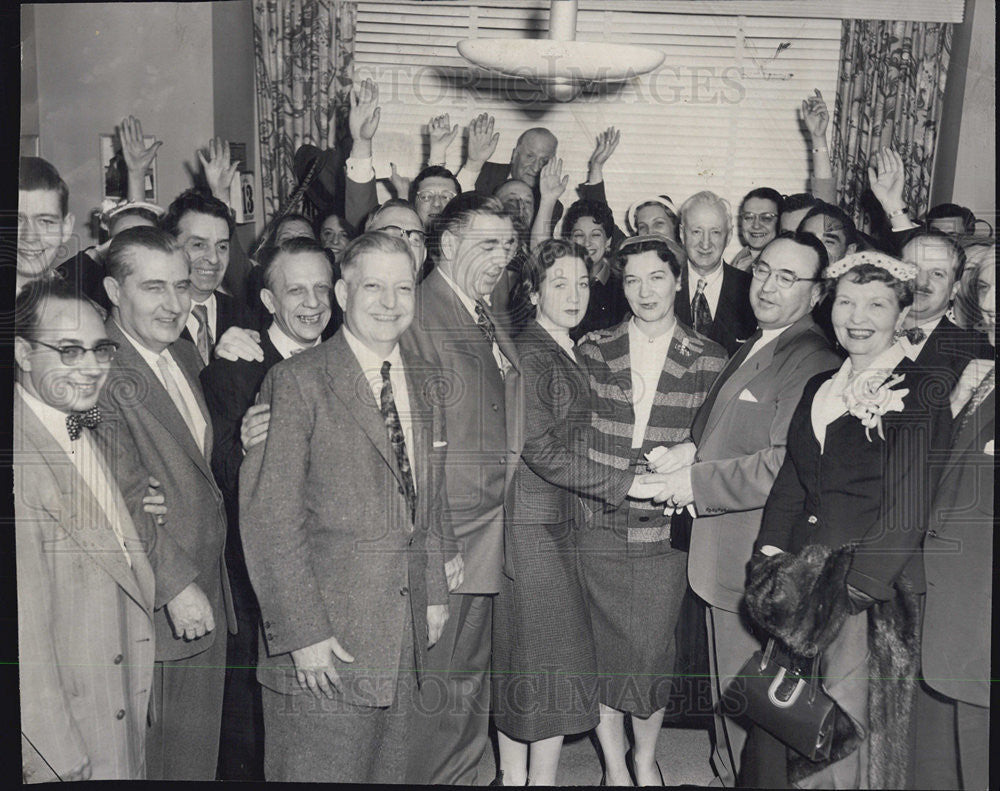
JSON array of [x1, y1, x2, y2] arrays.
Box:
[[455, 112, 499, 193], [868, 147, 919, 234], [345, 78, 381, 228], [119, 115, 162, 203], [198, 137, 240, 206], [427, 113, 459, 168], [530, 157, 568, 250], [801, 89, 835, 203]]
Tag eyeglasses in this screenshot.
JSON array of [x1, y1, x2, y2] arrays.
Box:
[[415, 190, 457, 205], [751, 262, 821, 289], [740, 212, 778, 225], [379, 225, 427, 244], [33, 340, 119, 365]]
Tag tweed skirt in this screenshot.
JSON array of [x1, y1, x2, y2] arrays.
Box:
[[492, 518, 600, 741], [577, 513, 688, 718]]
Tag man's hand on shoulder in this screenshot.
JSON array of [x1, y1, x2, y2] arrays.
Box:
[[215, 326, 263, 362]]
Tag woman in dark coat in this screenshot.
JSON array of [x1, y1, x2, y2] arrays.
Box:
[[492, 239, 659, 785], [745, 251, 952, 788]]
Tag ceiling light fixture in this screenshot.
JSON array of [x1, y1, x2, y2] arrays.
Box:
[[457, 0, 665, 102]]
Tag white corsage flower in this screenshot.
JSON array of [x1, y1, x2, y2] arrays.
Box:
[[843, 371, 908, 441]]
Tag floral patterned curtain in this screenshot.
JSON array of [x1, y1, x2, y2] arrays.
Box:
[[831, 20, 952, 234], [253, 0, 356, 223]]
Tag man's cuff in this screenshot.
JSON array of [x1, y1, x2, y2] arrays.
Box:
[[346, 156, 375, 184]]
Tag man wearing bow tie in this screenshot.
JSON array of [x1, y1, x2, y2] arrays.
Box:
[[98, 226, 234, 780], [403, 193, 521, 784], [238, 232, 449, 782], [648, 231, 841, 786], [14, 278, 159, 781]]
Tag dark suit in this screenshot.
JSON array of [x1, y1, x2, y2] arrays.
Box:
[[198, 329, 284, 781], [56, 250, 112, 311], [99, 322, 235, 781], [402, 268, 521, 784], [911, 315, 992, 388], [675, 264, 756, 356], [238, 330, 448, 782], [917, 377, 994, 790]]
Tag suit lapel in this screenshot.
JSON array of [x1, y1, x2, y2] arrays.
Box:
[[15, 393, 150, 612], [172, 339, 214, 460], [402, 351, 431, 500]]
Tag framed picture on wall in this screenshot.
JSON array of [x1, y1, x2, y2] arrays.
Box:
[[100, 133, 157, 202]]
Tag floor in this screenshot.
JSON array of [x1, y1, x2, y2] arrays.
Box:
[[477, 723, 716, 786]]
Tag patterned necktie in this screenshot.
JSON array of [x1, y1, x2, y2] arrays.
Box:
[[380, 361, 416, 527], [191, 302, 213, 365], [475, 300, 497, 346], [66, 406, 102, 441], [954, 363, 995, 439], [692, 278, 713, 334]]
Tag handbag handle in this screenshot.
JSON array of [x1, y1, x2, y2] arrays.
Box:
[[760, 638, 823, 704]]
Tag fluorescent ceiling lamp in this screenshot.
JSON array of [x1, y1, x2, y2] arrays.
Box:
[[457, 0, 666, 101]]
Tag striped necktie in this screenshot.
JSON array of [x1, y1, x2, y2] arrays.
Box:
[[191, 302, 213, 365]]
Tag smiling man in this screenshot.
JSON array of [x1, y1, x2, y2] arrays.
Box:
[[160, 189, 257, 364], [644, 230, 841, 785], [99, 226, 233, 781], [403, 193, 521, 784], [238, 232, 449, 783], [199, 236, 334, 781], [675, 191, 756, 355]]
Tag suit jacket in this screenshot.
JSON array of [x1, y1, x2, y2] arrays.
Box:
[[15, 390, 156, 781], [922, 386, 994, 707], [475, 160, 564, 227], [402, 268, 521, 594], [99, 321, 235, 662], [686, 316, 842, 612], [755, 358, 953, 600], [912, 315, 993, 388], [675, 264, 756, 356], [576, 319, 728, 541], [179, 290, 254, 351], [238, 330, 449, 706]]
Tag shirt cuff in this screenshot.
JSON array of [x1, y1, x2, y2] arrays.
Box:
[[346, 156, 375, 184]]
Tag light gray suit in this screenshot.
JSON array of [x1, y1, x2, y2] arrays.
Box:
[[686, 315, 840, 785], [16, 388, 156, 781]]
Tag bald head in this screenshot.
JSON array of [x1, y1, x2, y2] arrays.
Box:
[[510, 128, 557, 186]]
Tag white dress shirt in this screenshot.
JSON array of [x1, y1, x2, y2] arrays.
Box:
[[438, 269, 511, 375], [628, 317, 677, 448], [117, 324, 208, 455], [343, 327, 415, 473], [899, 315, 943, 360], [742, 324, 794, 365], [184, 291, 218, 348], [18, 384, 132, 565], [267, 322, 320, 360], [686, 261, 725, 319], [810, 342, 907, 452]]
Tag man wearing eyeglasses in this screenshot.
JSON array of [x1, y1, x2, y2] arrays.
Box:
[[366, 200, 429, 276], [644, 230, 841, 786], [409, 166, 461, 228], [14, 277, 159, 781], [98, 226, 234, 781]]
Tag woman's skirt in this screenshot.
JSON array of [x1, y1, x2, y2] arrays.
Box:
[[577, 516, 688, 718], [492, 518, 599, 741]]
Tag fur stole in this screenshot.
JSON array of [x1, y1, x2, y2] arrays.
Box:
[[744, 545, 920, 787]]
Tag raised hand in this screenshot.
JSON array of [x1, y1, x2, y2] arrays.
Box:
[[350, 78, 381, 146], [801, 89, 829, 141], [428, 113, 459, 164], [290, 635, 355, 699], [197, 137, 240, 203], [466, 113, 499, 165], [388, 162, 412, 200], [537, 157, 568, 202], [587, 126, 621, 182], [867, 147, 906, 211], [119, 115, 162, 176]]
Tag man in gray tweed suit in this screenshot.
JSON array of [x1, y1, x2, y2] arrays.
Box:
[[239, 231, 450, 783]]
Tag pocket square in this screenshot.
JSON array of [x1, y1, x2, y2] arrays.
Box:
[[984, 439, 994, 456], [433, 440, 448, 448], [738, 389, 758, 403]]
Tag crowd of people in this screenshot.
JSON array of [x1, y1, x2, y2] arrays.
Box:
[[14, 76, 995, 789]]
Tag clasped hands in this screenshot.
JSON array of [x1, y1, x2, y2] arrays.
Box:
[[626, 441, 697, 514]]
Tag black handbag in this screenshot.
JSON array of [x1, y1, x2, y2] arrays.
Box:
[[719, 639, 843, 762]]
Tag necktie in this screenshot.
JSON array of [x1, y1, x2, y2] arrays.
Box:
[[156, 354, 201, 450], [953, 363, 995, 439], [692, 278, 713, 335], [690, 329, 762, 444], [475, 300, 512, 377], [380, 361, 416, 527], [191, 303, 213, 365], [66, 406, 102, 441]]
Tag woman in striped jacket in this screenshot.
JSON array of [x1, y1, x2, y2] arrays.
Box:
[[576, 234, 728, 785]]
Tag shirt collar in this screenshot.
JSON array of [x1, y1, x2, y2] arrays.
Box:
[[342, 326, 403, 373], [17, 382, 75, 453], [267, 322, 320, 360], [114, 319, 172, 369], [438, 269, 490, 319], [688, 261, 725, 288], [839, 341, 908, 382], [190, 291, 217, 311]]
